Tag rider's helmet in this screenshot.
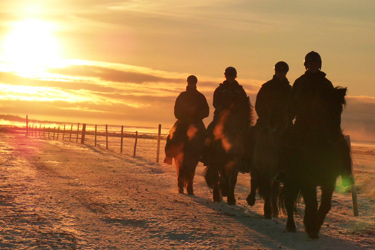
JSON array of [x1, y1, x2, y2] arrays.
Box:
[[187, 75, 198, 85], [274, 61, 289, 73], [304, 51, 322, 69], [224, 66, 237, 77]]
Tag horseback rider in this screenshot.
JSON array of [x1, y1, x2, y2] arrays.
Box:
[[255, 61, 292, 130], [201, 66, 251, 166], [290, 51, 336, 129], [282, 51, 352, 182], [164, 75, 209, 165]]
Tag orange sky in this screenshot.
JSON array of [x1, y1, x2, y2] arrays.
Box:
[[0, 1, 374, 141]]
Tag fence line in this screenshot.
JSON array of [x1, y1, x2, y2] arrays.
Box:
[[24, 116, 168, 163]]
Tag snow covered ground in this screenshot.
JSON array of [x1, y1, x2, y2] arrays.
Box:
[[0, 131, 374, 249]]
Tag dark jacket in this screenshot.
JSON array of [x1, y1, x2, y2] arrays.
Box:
[[289, 71, 334, 128], [212, 80, 249, 120], [174, 86, 209, 123], [255, 76, 291, 127]]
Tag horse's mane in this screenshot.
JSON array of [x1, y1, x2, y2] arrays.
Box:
[[334, 86, 347, 105], [302, 86, 347, 132]]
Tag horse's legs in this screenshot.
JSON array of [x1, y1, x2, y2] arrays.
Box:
[[186, 164, 197, 196], [247, 171, 258, 206], [262, 181, 272, 219], [271, 181, 280, 218], [177, 168, 184, 194], [317, 181, 335, 231], [301, 185, 319, 239], [174, 158, 184, 194], [212, 169, 221, 202], [285, 184, 299, 232], [227, 171, 238, 205]]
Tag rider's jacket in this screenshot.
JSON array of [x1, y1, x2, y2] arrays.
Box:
[[255, 76, 291, 128], [289, 70, 334, 129], [212, 80, 250, 122], [174, 86, 209, 123]]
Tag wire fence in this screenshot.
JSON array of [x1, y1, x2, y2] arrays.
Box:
[[23, 116, 169, 164]]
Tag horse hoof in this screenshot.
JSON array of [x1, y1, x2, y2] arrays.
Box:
[[227, 198, 236, 205], [178, 187, 184, 194], [213, 195, 221, 202], [307, 231, 319, 239], [246, 194, 256, 206], [286, 221, 296, 232], [187, 188, 194, 196], [213, 190, 221, 202], [264, 214, 272, 219]]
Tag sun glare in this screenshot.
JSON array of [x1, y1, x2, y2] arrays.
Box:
[[1, 19, 62, 75]]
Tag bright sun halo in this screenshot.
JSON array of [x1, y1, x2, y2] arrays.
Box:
[[1, 19, 62, 74]]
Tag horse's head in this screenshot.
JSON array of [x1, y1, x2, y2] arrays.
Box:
[[311, 86, 347, 134]]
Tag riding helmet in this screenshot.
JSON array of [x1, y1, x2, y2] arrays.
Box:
[[274, 61, 289, 73], [304, 51, 322, 69], [224, 67, 237, 77]]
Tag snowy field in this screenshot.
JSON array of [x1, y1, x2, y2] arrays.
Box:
[[0, 131, 374, 249]]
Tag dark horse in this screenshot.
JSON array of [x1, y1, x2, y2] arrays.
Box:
[[280, 87, 351, 239], [246, 120, 287, 219], [165, 120, 206, 195], [204, 101, 252, 205]]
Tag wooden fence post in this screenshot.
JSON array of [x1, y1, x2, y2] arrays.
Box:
[[43, 126, 45, 137], [26, 115, 28, 136], [156, 124, 161, 163], [57, 126, 61, 140], [63, 124, 66, 141], [48, 127, 50, 139], [120, 126, 124, 154], [133, 131, 138, 157], [95, 125, 97, 147], [81, 124, 86, 144], [53, 127, 56, 140], [345, 135, 359, 216], [70, 124, 73, 141], [106, 124, 109, 150], [76, 123, 80, 143], [39, 124, 41, 137]]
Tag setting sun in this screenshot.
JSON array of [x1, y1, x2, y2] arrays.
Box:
[[1, 19, 62, 74]]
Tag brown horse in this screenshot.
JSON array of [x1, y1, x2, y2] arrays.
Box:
[[246, 122, 287, 219], [280, 87, 352, 239], [165, 120, 206, 195], [204, 100, 252, 205]]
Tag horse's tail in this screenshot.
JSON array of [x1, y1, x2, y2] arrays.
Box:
[[278, 184, 301, 215]]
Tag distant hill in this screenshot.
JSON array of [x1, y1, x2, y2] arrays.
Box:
[[0, 114, 56, 124], [0, 114, 25, 122]]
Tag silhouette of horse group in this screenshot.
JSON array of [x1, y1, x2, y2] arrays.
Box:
[[166, 86, 351, 239]]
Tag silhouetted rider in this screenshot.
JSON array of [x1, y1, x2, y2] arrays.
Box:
[[164, 75, 209, 165], [174, 75, 209, 123], [212, 67, 250, 122], [279, 51, 352, 183], [289, 51, 336, 129], [255, 61, 292, 129], [201, 67, 251, 166]]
